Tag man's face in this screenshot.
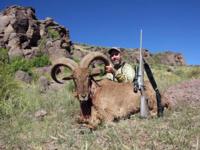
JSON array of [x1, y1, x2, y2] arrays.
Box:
[[110, 51, 121, 66]]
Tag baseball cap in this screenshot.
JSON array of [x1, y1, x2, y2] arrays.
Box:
[[108, 47, 121, 55]]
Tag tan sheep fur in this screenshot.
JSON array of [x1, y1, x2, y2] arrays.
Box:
[[51, 52, 169, 128]]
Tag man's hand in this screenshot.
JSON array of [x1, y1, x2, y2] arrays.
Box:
[[105, 64, 115, 73]]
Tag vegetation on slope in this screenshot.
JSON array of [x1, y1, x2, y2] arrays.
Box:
[[0, 47, 200, 149]]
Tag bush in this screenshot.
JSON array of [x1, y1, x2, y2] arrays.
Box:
[[0, 48, 9, 64], [38, 36, 47, 52], [0, 50, 51, 118], [148, 53, 162, 64], [0, 48, 19, 117], [47, 27, 60, 40], [9, 57, 32, 73], [187, 67, 200, 79], [31, 54, 51, 67], [0, 63, 19, 118], [9, 54, 51, 75]]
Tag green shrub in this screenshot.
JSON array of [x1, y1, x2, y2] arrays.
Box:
[[0, 52, 51, 118], [148, 53, 162, 64], [0, 48, 9, 64], [187, 67, 200, 79], [9, 55, 51, 75], [0, 63, 19, 118], [9, 57, 32, 73], [31, 54, 51, 67], [38, 36, 47, 51], [0, 48, 19, 116], [47, 27, 60, 40]]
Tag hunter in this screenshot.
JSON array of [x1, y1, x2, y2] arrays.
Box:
[[105, 47, 135, 83]]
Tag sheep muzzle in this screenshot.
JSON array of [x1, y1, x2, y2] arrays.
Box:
[[78, 94, 89, 101]]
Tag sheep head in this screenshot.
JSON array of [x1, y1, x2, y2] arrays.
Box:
[[51, 52, 111, 102]]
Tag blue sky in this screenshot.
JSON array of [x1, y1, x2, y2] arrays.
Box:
[[1, 0, 200, 65]]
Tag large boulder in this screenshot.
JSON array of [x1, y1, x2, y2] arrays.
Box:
[[48, 47, 70, 63], [8, 47, 24, 59], [3, 24, 15, 43], [0, 6, 40, 52], [0, 15, 11, 33], [0, 5, 72, 62]]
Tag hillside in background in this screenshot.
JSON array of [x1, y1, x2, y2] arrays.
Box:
[[0, 5, 186, 66], [0, 5, 200, 149]]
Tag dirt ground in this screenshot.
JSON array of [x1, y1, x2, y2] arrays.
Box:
[[163, 79, 200, 108]]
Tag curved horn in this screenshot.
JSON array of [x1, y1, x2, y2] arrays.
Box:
[[51, 57, 78, 84], [80, 52, 111, 68]]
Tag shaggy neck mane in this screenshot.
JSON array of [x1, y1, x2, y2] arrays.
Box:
[[80, 98, 92, 118]]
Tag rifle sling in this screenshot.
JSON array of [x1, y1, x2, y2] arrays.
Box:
[[143, 59, 164, 117]]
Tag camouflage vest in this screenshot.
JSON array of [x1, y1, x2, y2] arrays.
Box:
[[106, 62, 135, 83]]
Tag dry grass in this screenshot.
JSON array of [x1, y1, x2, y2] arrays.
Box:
[[0, 65, 200, 149]]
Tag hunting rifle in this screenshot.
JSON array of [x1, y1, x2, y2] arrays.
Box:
[[133, 30, 164, 117], [138, 30, 149, 118]]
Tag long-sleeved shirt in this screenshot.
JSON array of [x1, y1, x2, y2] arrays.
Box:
[[106, 62, 135, 83]]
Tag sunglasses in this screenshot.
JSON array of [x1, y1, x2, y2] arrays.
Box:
[[110, 53, 120, 57]]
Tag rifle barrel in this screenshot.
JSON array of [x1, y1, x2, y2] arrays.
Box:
[[138, 29, 143, 88], [139, 29, 149, 118]]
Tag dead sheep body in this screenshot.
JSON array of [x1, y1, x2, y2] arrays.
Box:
[[51, 52, 169, 128]]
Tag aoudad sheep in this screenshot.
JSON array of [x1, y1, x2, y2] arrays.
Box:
[[51, 52, 170, 128]]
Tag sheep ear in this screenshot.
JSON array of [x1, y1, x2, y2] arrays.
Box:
[[62, 75, 74, 80], [90, 68, 105, 77]]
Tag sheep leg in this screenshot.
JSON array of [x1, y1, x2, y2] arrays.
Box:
[[88, 106, 102, 129]]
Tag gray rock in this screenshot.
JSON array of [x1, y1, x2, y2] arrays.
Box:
[[43, 17, 57, 28], [26, 20, 41, 46], [7, 33, 20, 49], [15, 70, 32, 83], [8, 48, 24, 59], [3, 24, 14, 42], [12, 17, 29, 33], [39, 24, 46, 37], [38, 76, 50, 92], [23, 47, 42, 59], [0, 15, 11, 33], [34, 109, 47, 119], [46, 40, 53, 48], [35, 66, 51, 76], [0, 5, 72, 63], [48, 47, 69, 62], [23, 48, 35, 58]]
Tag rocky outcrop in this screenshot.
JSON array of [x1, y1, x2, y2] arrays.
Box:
[[153, 51, 186, 66], [0, 5, 71, 62]]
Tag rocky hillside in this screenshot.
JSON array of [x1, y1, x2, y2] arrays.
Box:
[[0, 5, 186, 66], [0, 5, 71, 63]]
